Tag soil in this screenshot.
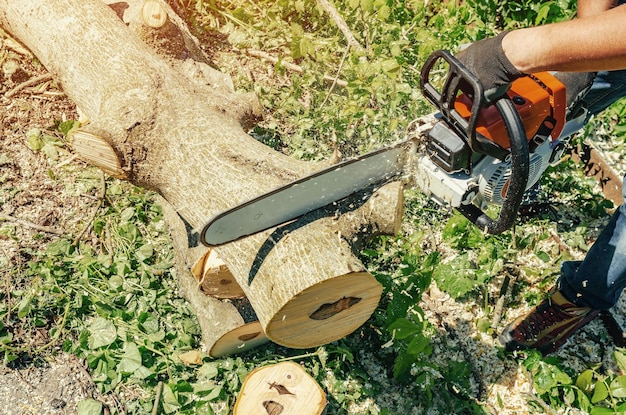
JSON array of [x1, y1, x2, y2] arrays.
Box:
[[0, 31, 120, 414], [2, 8, 626, 415]]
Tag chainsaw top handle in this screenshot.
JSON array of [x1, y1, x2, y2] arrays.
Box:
[[419, 50, 529, 234], [420, 50, 484, 150]]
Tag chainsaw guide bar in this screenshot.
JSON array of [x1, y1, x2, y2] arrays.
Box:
[[200, 141, 413, 247]]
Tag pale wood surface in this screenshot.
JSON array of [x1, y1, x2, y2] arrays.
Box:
[[141, 0, 167, 28], [234, 362, 327, 415], [191, 248, 245, 299]]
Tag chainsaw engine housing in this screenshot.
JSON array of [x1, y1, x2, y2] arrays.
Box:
[[415, 70, 575, 208]]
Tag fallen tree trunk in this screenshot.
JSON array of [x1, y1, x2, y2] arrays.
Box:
[[0, 0, 404, 350]]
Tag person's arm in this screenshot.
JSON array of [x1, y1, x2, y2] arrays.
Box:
[[577, 0, 617, 17], [503, 4, 626, 73]]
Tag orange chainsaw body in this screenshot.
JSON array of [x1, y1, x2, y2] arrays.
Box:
[[455, 72, 567, 149]]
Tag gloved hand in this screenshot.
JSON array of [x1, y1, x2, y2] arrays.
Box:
[[552, 71, 596, 116], [456, 31, 525, 102]]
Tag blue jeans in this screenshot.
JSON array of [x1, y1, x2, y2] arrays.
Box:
[[558, 70, 626, 310]]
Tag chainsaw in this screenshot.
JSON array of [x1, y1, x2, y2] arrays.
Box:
[[200, 50, 584, 247]]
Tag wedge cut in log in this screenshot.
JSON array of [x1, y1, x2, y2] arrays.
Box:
[[191, 248, 245, 300], [0, 0, 405, 351], [234, 362, 327, 415]]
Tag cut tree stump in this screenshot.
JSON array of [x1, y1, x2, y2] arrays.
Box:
[[234, 361, 327, 415], [0, 0, 405, 352]]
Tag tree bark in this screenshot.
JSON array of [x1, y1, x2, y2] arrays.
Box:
[[0, 0, 403, 349]]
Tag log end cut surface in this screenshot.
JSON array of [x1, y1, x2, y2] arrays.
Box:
[[234, 361, 326, 415], [210, 321, 269, 358], [265, 272, 382, 349]]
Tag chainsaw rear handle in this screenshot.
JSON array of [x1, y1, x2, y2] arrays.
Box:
[[420, 50, 529, 234]]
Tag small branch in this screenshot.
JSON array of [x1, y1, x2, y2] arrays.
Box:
[[246, 49, 348, 87], [320, 44, 350, 109], [491, 266, 518, 329], [5, 73, 54, 98], [152, 381, 164, 415], [316, 0, 364, 53], [0, 214, 63, 235]]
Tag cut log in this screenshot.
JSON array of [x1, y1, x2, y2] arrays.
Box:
[[141, 0, 167, 28], [160, 196, 268, 357], [191, 249, 245, 299], [0, 0, 405, 351], [234, 361, 327, 415], [220, 181, 403, 348]]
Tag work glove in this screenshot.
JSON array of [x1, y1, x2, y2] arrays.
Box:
[[455, 31, 524, 102], [553, 71, 596, 117]]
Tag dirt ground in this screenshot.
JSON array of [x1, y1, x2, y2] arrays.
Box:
[[0, 30, 120, 414]]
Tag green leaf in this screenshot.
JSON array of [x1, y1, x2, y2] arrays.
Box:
[[140, 313, 160, 334], [590, 407, 616, 415], [136, 244, 154, 262], [535, 3, 552, 25], [407, 334, 430, 355], [198, 362, 220, 380], [610, 375, 626, 398], [88, 317, 117, 349], [381, 59, 401, 77], [592, 380, 609, 404], [120, 207, 136, 223], [388, 318, 420, 339], [26, 128, 43, 151], [475, 318, 491, 333], [361, 0, 373, 12], [576, 369, 594, 394], [41, 142, 59, 160], [536, 250, 551, 263], [109, 275, 123, 291], [57, 119, 80, 134], [17, 293, 33, 318], [615, 349, 626, 373], [162, 383, 181, 414], [77, 399, 103, 415], [117, 342, 142, 374], [433, 253, 489, 298]]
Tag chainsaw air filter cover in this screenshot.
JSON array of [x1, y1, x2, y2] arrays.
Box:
[[425, 121, 472, 173], [475, 138, 554, 205]]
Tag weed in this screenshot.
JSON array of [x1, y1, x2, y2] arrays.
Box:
[[522, 349, 626, 414]]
